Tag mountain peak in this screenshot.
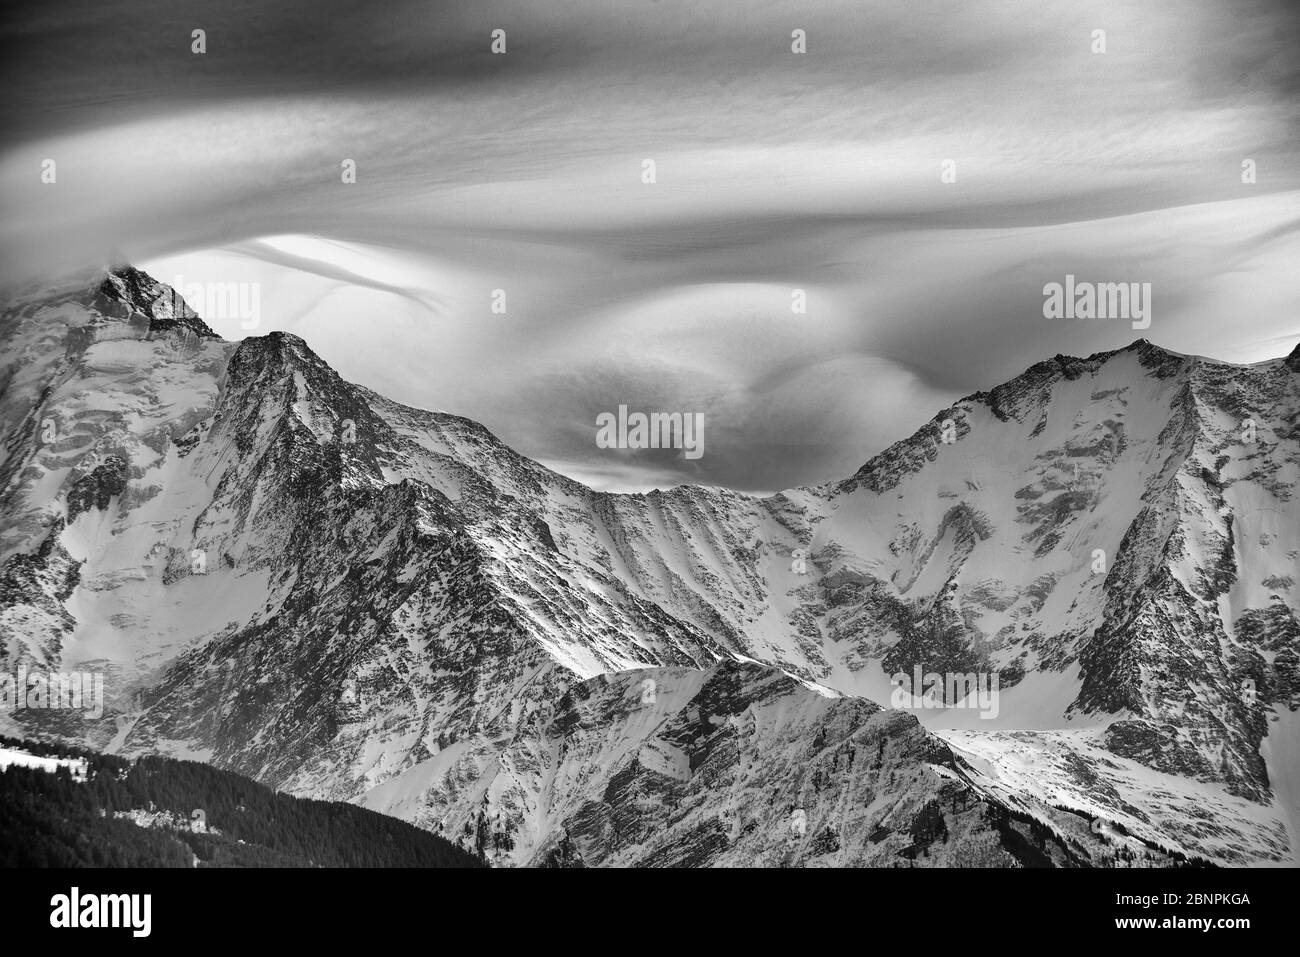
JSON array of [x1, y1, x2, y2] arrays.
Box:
[[835, 335, 1239, 496], [92, 265, 221, 341]]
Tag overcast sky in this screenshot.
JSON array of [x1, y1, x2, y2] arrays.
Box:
[[2, 0, 1298, 491]]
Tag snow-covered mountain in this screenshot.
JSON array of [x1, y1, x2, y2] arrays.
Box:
[[2, 267, 1296, 866]]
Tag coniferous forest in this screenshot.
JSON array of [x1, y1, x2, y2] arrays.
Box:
[[0, 736, 483, 868]]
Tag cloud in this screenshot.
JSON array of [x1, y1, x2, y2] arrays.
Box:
[[3, 0, 1298, 490]]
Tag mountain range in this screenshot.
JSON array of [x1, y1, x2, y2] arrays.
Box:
[[1, 267, 1296, 866]]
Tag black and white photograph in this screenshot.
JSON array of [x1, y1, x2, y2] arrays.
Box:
[[0, 0, 1296, 937]]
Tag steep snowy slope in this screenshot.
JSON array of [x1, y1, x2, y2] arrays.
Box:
[[1, 268, 1295, 865], [353, 659, 1162, 868]]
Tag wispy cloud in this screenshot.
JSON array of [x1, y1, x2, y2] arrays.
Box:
[[3, 0, 1297, 490]]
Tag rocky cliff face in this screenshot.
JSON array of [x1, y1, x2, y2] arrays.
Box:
[[1, 268, 1295, 865]]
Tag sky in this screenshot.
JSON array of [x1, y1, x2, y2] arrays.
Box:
[[2, 0, 1298, 492]]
